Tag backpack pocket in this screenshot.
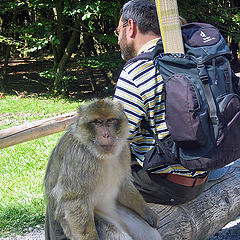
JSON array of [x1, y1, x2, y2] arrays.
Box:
[[165, 73, 207, 149], [189, 93, 240, 170], [143, 136, 179, 171], [216, 93, 240, 150]]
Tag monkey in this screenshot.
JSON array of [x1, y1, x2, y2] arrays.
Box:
[[44, 98, 162, 240]]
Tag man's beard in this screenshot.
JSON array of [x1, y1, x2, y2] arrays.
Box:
[[119, 30, 136, 61]]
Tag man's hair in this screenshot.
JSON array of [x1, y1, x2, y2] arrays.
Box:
[[120, 0, 160, 35]]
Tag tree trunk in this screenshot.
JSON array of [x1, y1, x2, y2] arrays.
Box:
[[51, 1, 81, 95], [0, 44, 11, 92], [230, 37, 239, 64], [53, 18, 81, 95], [82, 33, 96, 57], [52, 1, 70, 70], [0, 10, 17, 92]]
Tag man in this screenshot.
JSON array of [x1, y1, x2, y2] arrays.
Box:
[[114, 0, 209, 205]]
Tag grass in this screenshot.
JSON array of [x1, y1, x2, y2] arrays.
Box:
[[0, 95, 81, 130], [0, 95, 82, 237]]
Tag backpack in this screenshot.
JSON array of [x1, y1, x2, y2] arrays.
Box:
[[127, 22, 240, 171]]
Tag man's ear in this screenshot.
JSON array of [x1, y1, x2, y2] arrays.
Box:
[[127, 18, 137, 38]]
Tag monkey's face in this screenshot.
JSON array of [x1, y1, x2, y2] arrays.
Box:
[[76, 98, 129, 155], [89, 118, 120, 153]]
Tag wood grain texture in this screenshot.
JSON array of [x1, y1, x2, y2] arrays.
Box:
[[0, 112, 77, 149]]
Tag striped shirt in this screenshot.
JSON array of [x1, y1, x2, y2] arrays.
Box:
[[114, 38, 206, 177]]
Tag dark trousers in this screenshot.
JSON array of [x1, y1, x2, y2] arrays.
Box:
[[131, 157, 206, 205]]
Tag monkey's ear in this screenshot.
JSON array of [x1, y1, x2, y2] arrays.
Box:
[[77, 100, 88, 115], [77, 105, 83, 115], [76, 101, 88, 124]]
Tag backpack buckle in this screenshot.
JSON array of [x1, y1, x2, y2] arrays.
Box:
[[199, 75, 209, 83], [197, 63, 209, 83], [210, 116, 217, 125]]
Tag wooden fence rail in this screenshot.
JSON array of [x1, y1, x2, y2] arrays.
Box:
[[0, 112, 77, 149]]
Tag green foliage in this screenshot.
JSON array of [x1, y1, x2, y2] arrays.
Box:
[[0, 34, 49, 57], [39, 69, 56, 81], [60, 0, 119, 47], [39, 69, 77, 96], [0, 0, 239, 95], [0, 36, 25, 56], [0, 0, 122, 93], [63, 0, 120, 24], [99, 34, 118, 45], [178, 0, 240, 41], [0, 1, 53, 57]]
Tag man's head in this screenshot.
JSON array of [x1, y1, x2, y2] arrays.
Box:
[[120, 0, 160, 35], [117, 0, 160, 60]]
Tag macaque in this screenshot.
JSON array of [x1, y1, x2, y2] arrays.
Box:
[[44, 98, 161, 240]]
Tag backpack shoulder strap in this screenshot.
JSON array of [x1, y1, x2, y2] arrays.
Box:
[[141, 119, 168, 155], [197, 63, 218, 125]]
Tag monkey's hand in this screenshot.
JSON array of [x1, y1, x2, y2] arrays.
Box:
[[142, 204, 160, 228], [118, 180, 160, 228]]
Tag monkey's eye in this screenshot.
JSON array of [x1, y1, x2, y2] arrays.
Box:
[[92, 119, 103, 126], [106, 118, 118, 126]]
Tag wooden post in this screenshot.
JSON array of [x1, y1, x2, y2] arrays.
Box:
[[154, 0, 184, 54], [0, 112, 77, 149]]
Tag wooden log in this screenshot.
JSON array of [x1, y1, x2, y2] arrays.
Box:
[[0, 112, 77, 149], [150, 159, 240, 239]]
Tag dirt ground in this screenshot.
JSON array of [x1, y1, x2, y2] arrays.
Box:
[[1, 57, 239, 98], [0, 58, 113, 99]]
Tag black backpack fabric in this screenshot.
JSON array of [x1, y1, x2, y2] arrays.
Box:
[[127, 22, 240, 171]]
